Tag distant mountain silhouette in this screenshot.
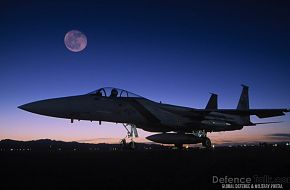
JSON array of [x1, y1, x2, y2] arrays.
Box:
[[0, 139, 167, 151], [1, 139, 288, 152]]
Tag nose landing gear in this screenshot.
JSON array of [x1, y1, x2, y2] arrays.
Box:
[[120, 123, 138, 150]]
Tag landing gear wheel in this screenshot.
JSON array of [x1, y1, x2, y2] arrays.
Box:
[[121, 123, 139, 150], [128, 141, 136, 150], [120, 139, 127, 149], [202, 137, 212, 149], [120, 139, 137, 150], [174, 144, 183, 149]]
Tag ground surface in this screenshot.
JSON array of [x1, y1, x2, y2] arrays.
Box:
[[1, 147, 289, 189]]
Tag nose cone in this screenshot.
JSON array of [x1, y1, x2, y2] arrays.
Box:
[[18, 103, 35, 112], [18, 101, 51, 115], [18, 98, 70, 118]]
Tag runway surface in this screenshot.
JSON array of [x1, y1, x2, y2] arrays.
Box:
[[1, 146, 290, 189]]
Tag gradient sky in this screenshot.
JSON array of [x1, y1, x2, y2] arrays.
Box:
[[1, 0, 290, 145]]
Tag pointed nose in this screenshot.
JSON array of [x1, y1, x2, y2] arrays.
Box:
[[18, 98, 73, 118], [18, 103, 35, 112], [18, 102, 42, 113], [18, 98, 68, 117]]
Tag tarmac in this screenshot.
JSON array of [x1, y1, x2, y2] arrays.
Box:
[[1, 146, 290, 190]]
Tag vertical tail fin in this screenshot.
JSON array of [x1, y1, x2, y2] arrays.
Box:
[[237, 84, 250, 124], [205, 93, 218, 110], [237, 85, 249, 110]]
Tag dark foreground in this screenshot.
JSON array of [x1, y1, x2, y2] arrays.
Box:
[[1, 146, 290, 190]]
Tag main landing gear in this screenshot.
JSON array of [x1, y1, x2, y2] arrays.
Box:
[[202, 137, 212, 149], [173, 130, 212, 149], [120, 123, 138, 150], [174, 144, 184, 149], [193, 130, 212, 149]]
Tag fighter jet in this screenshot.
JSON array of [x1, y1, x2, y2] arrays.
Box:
[[18, 85, 289, 148]]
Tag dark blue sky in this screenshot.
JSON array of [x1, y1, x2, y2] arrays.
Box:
[[1, 0, 290, 143]]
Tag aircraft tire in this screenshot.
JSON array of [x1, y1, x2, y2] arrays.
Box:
[[129, 141, 136, 150], [202, 137, 211, 149], [174, 144, 183, 149]]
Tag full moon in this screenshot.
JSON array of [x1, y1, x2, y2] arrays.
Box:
[[64, 30, 87, 52]]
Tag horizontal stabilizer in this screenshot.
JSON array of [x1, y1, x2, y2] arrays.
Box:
[[193, 109, 289, 119], [254, 110, 286, 118], [228, 109, 288, 118], [253, 121, 282, 125]]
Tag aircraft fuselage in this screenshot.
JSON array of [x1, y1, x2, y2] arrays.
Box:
[[18, 86, 289, 148]]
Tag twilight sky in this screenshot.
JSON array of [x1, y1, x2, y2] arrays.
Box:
[[1, 0, 290, 145]]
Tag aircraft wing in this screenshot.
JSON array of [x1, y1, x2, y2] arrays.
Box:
[[195, 109, 290, 118]]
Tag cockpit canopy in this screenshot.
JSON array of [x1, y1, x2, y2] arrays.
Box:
[[88, 87, 143, 98]]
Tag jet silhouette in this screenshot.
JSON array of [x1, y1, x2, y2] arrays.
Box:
[[19, 85, 289, 148]]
